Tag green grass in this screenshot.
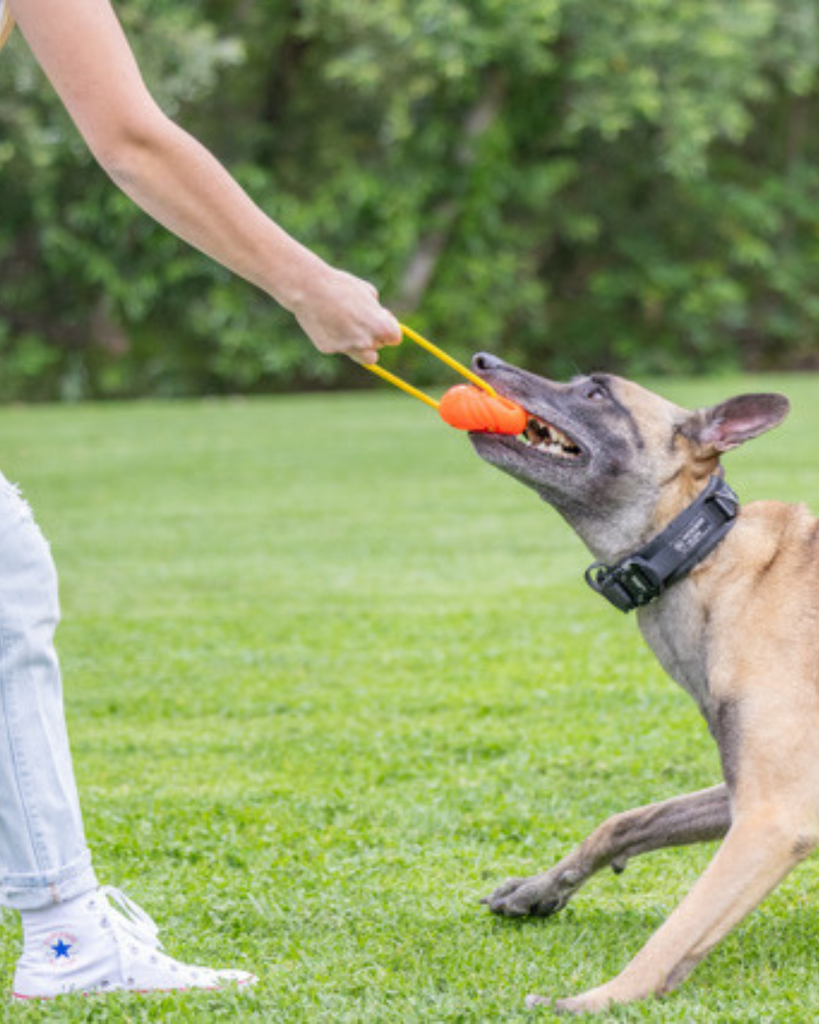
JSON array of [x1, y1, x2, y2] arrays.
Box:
[[0, 373, 817, 1022]]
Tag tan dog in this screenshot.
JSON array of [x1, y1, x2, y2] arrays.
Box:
[[468, 354, 811, 1014]]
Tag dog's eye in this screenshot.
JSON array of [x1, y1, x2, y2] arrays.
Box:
[[584, 382, 608, 402]]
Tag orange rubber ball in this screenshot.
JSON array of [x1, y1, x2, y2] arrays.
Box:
[[439, 384, 527, 435]]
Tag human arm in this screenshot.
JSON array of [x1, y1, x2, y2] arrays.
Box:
[[9, 0, 401, 364]]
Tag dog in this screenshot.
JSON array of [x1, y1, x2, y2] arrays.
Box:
[[467, 353, 812, 1014]]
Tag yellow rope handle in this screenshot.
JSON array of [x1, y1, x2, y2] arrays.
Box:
[[398, 324, 497, 396], [363, 323, 497, 409], [366, 363, 440, 410]]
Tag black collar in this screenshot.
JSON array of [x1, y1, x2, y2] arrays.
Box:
[[584, 475, 740, 613]]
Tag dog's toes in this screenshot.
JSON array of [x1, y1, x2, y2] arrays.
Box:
[[488, 891, 538, 917], [485, 878, 568, 918], [511, 893, 566, 917], [482, 877, 530, 910], [551, 985, 618, 1015], [486, 877, 529, 900], [527, 992, 596, 1015], [532, 895, 567, 917], [551, 995, 583, 1015]]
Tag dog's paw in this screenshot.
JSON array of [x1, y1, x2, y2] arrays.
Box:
[[480, 876, 530, 910], [525, 992, 603, 1015], [525, 989, 614, 1015], [550, 981, 626, 1015], [482, 870, 579, 917]]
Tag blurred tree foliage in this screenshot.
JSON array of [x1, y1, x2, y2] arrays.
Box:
[[1, 0, 818, 400]]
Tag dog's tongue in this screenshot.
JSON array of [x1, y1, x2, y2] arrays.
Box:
[[439, 384, 527, 435]]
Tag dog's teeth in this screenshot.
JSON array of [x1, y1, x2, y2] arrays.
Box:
[[519, 414, 580, 458]]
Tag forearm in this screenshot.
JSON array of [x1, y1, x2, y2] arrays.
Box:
[[100, 114, 329, 315]]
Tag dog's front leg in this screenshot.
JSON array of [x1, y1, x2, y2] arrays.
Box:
[[534, 693, 819, 1015], [538, 803, 817, 1014], [485, 784, 729, 918]]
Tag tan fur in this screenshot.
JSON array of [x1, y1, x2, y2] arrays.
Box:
[[576, 502, 819, 1012], [477, 367, 811, 1013]]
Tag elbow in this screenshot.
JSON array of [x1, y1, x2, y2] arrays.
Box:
[[88, 108, 176, 190]]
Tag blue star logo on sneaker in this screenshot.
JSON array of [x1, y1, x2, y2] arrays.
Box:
[[43, 931, 78, 968]]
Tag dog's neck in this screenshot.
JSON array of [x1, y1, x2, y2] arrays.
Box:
[[551, 458, 722, 567], [583, 476, 740, 613], [548, 478, 663, 566]]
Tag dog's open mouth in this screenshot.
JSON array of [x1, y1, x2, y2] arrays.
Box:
[[518, 413, 582, 460]]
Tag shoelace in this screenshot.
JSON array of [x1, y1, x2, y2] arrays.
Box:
[[100, 886, 164, 951]]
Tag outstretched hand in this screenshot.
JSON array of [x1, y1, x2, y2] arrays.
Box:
[[292, 266, 402, 365]]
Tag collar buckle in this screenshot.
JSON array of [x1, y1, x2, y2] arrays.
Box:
[[585, 556, 663, 612]]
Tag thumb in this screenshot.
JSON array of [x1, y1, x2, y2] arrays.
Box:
[[350, 349, 379, 367]]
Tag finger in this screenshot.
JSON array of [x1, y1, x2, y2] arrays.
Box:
[[349, 347, 379, 366], [380, 311, 402, 346]]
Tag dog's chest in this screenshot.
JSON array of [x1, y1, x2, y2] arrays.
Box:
[[638, 584, 711, 711]]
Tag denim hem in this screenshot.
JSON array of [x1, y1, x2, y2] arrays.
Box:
[[0, 849, 98, 910]]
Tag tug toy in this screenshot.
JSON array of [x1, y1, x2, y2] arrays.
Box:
[[364, 324, 527, 435]]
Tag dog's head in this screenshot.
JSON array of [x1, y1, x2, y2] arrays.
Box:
[[469, 353, 789, 562]]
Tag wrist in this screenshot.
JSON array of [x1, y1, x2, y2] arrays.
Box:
[[259, 241, 334, 317]]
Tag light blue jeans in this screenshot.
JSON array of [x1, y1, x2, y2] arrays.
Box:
[[0, 471, 97, 909]]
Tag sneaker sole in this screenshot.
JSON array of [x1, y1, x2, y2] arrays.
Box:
[[12, 975, 258, 1001]]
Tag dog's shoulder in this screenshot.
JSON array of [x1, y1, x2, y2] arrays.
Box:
[[696, 499, 819, 622]]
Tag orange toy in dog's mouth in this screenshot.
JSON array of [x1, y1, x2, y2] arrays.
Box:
[[438, 384, 527, 435]]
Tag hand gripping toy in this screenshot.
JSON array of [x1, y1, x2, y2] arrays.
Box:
[[364, 324, 527, 435]]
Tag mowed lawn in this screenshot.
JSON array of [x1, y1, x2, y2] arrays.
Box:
[[1, 373, 818, 1022]]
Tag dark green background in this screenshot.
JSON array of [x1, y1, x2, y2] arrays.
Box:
[[1, 0, 818, 400]]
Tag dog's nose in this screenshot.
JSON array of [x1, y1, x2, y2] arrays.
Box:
[[472, 352, 508, 373]]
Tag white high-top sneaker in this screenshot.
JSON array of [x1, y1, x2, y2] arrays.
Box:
[[12, 887, 257, 1000]]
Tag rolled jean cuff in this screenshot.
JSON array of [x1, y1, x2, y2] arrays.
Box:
[[0, 850, 98, 910]]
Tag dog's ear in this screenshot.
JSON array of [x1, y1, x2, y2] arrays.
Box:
[[682, 393, 790, 455]]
